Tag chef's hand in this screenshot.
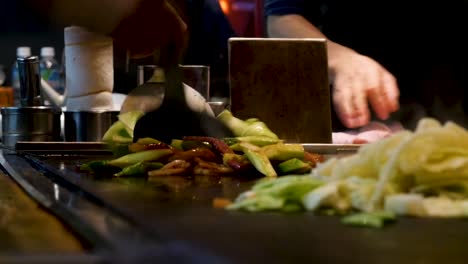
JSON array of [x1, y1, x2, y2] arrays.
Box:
[[111, 0, 188, 60], [328, 42, 400, 128]]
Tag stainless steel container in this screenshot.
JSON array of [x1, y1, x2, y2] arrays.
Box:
[[1, 106, 62, 147], [64, 110, 119, 142]]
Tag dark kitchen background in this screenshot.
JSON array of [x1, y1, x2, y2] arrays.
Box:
[[0, 0, 261, 94], [0, 0, 466, 111]]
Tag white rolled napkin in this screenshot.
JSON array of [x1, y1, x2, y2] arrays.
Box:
[[64, 26, 114, 110], [65, 92, 115, 111]]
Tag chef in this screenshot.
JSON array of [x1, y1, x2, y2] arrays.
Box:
[[265, 0, 468, 131]]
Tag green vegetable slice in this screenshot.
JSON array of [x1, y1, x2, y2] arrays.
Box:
[[278, 158, 312, 175], [114, 162, 164, 177], [262, 143, 304, 161], [227, 176, 323, 212], [107, 149, 173, 168], [341, 211, 396, 228], [240, 142, 277, 177], [224, 136, 281, 147], [118, 111, 145, 138], [217, 110, 278, 139]]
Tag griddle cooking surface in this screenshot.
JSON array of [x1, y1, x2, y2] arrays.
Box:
[[29, 155, 468, 264]]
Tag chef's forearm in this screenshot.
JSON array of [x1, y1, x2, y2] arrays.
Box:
[[27, 0, 161, 34], [266, 14, 355, 70], [267, 14, 326, 39]]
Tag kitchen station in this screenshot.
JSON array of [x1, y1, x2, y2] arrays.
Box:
[[0, 1, 467, 263]]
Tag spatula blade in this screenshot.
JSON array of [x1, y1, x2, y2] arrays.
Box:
[[133, 107, 233, 143], [133, 62, 233, 143]]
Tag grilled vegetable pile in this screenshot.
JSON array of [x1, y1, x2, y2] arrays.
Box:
[[80, 110, 323, 178]]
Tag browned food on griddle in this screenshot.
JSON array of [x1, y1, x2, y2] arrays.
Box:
[[168, 148, 218, 163], [223, 153, 253, 172], [128, 141, 172, 153], [183, 136, 234, 155], [212, 198, 233, 209], [148, 160, 191, 177], [193, 158, 234, 176], [304, 151, 325, 168]]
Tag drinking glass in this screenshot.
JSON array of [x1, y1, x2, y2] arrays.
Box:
[[137, 65, 210, 101], [180, 65, 210, 101]]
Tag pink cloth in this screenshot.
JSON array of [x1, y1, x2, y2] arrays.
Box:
[[332, 121, 404, 144]]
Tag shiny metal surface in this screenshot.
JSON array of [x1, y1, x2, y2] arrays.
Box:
[[1, 106, 62, 147], [17, 56, 42, 107], [0, 167, 83, 254], [12, 141, 361, 156], [15, 141, 110, 155], [64, 110, 119, 142], [3, 134, 59, 148], [0, 149, 224, 263], [302, 143, 362, 154]]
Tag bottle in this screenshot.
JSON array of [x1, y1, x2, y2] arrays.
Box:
[[0, 65, 5, 86], [0, 64, 11, 107], [11, 46, 31, 106], [40, 47, 63, 105]]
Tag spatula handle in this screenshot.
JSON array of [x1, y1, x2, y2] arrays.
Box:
[[155, 43, 187, 105]]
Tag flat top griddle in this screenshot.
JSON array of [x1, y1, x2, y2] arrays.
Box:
[[9, 143, 468, 264], [0, 170, 84, 254]]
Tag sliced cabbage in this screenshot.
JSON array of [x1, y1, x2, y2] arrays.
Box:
[[422, 197, 468, 218], [385, 194, 427, 217], [302, 183, 341, 211], [227, 117, 468, 222], [415, 118, 441, 132], [398, 120, 468, 187]]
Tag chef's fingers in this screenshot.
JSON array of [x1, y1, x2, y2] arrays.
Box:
[[333, 77, 370, 128], [367, 92, 389, 120], [367, 70, 397, 120], [367, 70, 400, 120], [381, 72, 400, 112]]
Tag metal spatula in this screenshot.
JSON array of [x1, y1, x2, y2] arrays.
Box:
[[132, 58, 233, 143]]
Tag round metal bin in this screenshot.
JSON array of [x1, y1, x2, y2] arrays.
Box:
[[1, 106, 62, 147], [64, 110, 119, 142]]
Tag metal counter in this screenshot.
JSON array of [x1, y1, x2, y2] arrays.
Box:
[[0, 170, 83, 254]]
